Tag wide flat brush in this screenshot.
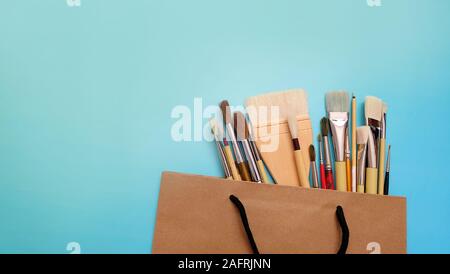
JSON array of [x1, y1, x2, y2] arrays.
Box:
[[287, 115, 310, 188], [318, 134, 326, 189], [234, 111, 262, 183], [356, 126, 370, 193], [309, 145, 320, 188], [378, 102, 388, 195], [209, 118, 232, 180], [245, 89, 312, 187], [321, 118, 334, 190], [220, 100, 250, 181], [326, 91, 350, 192]]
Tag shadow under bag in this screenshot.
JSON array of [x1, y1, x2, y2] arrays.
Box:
[[152, 172, 406, 254]]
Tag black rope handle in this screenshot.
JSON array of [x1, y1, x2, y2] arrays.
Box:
[[229, 195, 350, 254]]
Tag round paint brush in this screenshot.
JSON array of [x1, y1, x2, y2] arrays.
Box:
[[318, 134, 326, 189], [384, 145, 391, 195], [321, 118, 334, 190], [356, 126, 370, 193]]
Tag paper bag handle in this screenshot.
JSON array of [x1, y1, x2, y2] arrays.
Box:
[[229, 195, 349, 255]]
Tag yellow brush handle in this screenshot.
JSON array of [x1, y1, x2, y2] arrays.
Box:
[[223, 146, 241, 181], [378, 139, 386, 195], [294, 150, 310, 188], [357, 184, 365, 193], [257, 160, 269, 183], [226, 176, 233, 181], [365, 167, 378, 194], [237, 162, 251, 181], [346, 159, 352, 192], [335, 161, 347, 192]]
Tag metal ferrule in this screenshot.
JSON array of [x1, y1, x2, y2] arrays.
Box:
[[241, 139, 262, 183], [356, 144, 367, 186], [216, 140, 231, 178], [311, 162, 319, 188], [367, 130, 377, 168], [329, 112, 349, 162], [367, 118, 381, 167], [226, 123, 244, 163], [323, 135, 332, 169], [318, 139, 324, 164], [345, 127, 350, 159], [381, 113, 387, 139]]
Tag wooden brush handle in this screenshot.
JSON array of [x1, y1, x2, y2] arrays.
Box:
[[384, 171, 390, 195], [325, 168, 334, 190], [365, 167, 378, 194], [320, 164, 326, 189], [335, 161, 347, 192], [223, 146, 241, 181], [237, 162, 251, 181], [357, 184, 365, 193], [294, 150, 310, 188], [378, 139, 386, 195], [256, 160, 269, 183], [346, 158, 352, 192]]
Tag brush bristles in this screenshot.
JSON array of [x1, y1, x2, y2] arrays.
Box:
[[220, 100, 233, 125], [245, 89, 309, 124], [320, 117, 329, 136], [309, 145, 316, 161], [287, 115, 298, 139], [356, 126, 370, 145], [233, 111, 248, 140], [365, 96, 383, 121], [209, 118, 223, 140], [326, 91, 350, 113]]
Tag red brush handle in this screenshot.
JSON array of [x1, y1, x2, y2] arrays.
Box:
[[320, 164, 326, 189], [325, 169, 335, 190]]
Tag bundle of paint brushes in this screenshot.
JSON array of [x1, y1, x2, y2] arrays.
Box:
[[209, 90, 391, 195]]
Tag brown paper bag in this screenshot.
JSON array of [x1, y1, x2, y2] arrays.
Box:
[[152, 172, 407, 254]]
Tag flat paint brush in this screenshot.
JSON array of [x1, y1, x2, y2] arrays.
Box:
[[326, 91, 350, 192], [351, 95, 357, 192], [318, 134, 326, 189], [220, 100, 250, 181], [365, 96, 383, 194], [366, 124, 378, 194], [309, 145, 320, 188], [234, 111, 262, 183], [378, 102, 388, 195], [384, 145, 391, 195], [345, 128, 351, 191], [245, 114, 270, 183], [209, 118, 232, 180], [356, 126, 370, 193], [288, 115, 310, 188], [321, 118, 334, 190]]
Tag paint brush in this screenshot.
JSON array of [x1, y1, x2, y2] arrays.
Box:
[[318, 134, 326, 189], [378, 102, 388, 195], [321, 117, 334, 190], [365, 97, 383, 194], [209, 118, 232, 180], [345, 127, 352, 191], [309, 145, 320, 188], [326, 91, 350, 192], [384, 145, 391, 195], [220, 100, 250, 181], [351, 95, 357, 192], [287, 115, 310, 188], [234, 111, 262, 183], [356, 126, 370, 193], [245, 114, 270, 183]]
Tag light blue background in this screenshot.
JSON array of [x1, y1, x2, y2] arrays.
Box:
[[1, 0, 449, 254]]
